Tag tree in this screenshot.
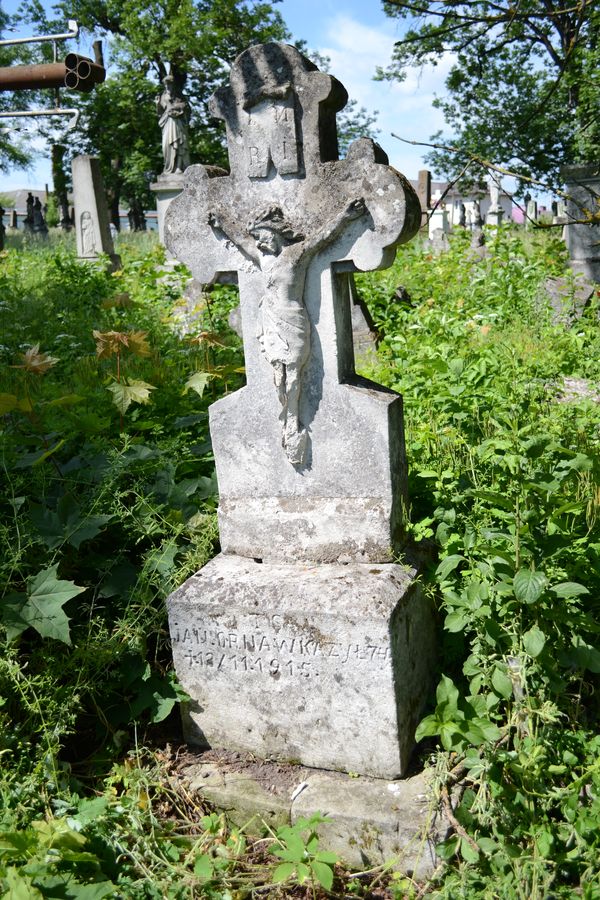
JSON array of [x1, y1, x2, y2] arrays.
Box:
[[380, 0, 599, 191], [14, 1, 382, 223], [17, 0, 289, 223]]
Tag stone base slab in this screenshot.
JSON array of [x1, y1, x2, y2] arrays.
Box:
[[167, 552, 436, 778], [180, 756, 449, 879]]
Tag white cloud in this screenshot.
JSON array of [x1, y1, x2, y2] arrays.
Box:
[[318, 13, 456, 177]]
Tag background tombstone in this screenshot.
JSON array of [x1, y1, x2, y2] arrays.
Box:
[[164, 42, 435, 779], [72, 155, 120, 270], [32, 197, 48, 236], [526, 198, 538, 230], [486, 175, 504, 227], [429, 203, 449, 241], [562, 164, 600, 282], [9, 209, 18, 229], [417, 168, 431, 228], [23, 192, 34, 233]]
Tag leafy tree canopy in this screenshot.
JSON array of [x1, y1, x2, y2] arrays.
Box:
[[380, 0, 599, 192], [4, 0, 380, 219]]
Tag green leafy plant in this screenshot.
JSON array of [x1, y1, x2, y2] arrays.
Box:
[[269, 814, 339, 893]]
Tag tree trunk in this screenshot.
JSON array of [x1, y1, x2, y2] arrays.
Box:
[[108, 157, 122, 230], [51, 143, 72, 231]]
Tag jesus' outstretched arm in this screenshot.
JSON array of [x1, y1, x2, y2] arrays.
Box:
[[208, 211, 260, 265]]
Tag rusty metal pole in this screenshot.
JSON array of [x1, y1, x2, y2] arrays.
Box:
[[0, 55, 105, 93], [0, 62, 68, 91]]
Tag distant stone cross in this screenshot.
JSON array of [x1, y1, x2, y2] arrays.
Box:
[[166, 43, 420, 563]]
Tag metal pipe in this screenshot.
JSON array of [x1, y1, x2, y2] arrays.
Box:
[[0, 55, 104, 93], [65, 53, 105, 86], [0, 62, 67, 91], [0, 20, 78, 47], [0, 107, 80, 129]]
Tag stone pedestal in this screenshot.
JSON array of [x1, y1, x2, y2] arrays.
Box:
[[150, 173, 186, 245], [168, 553, 435, 779], [72, 155, 120, 270], [562, 164, 600, 283]]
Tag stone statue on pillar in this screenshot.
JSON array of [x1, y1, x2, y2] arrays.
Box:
[[156, 75, 191, 176]]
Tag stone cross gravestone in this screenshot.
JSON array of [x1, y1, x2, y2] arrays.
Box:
[[165, 43, 436, 779], [562, 164, 600, 282], [72, 155, 120, 270]]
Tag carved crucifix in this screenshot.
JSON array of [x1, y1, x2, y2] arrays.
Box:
[[165, 43, 420, 564]]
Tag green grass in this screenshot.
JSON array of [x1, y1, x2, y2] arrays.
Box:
[[0, 225, 599, 898]]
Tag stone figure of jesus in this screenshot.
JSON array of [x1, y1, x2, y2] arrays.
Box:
[[156, 75, 191, 176], [208, 197, 367, 465]]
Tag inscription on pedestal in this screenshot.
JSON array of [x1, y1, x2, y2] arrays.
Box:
[[172, 613, 391, 681]]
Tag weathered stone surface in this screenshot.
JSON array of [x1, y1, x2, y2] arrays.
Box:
[[185, 762, 291, 828], [430, 228, 449, 255], [177, 754, 448, 879], [525, 199, 538, 230], [555, 377, 600, 404], [168, 553, 436, 778], [292, 770, 448, 877], [227, 275, 379, 364], [165, 42, 420, 563], [150, 174, 186, 246], [72, 155, 120, 269], [151, 167, 228, 246], [417, 169, 431, 228], [349, 278, 379, 366], [562, 164, 600, 283], [545, 275, 596, 325], [428, 207, 448, 240]]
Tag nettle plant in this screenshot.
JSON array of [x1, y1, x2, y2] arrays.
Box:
[[354, 225, 600, 892]]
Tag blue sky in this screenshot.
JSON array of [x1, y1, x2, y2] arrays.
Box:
[[0, 0, 450, 192]]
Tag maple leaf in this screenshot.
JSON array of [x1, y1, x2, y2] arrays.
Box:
[[107, 379, 155, 414], [1, 564, 85, 644], [189, 331, 228, 348], [14, 345, 59, 375], [127, 331, 151, 357], [183, 371, 211, 398], [93, 330, 130, 359]]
